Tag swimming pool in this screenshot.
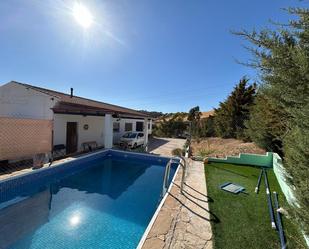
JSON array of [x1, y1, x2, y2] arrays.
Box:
[[0, 150, 178, 249]]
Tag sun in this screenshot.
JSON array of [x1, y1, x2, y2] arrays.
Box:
[[72, 2, 93, 29]]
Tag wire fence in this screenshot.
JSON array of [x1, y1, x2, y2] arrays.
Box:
[[0, 117, 53, 175], [0, 116, 150, 177]]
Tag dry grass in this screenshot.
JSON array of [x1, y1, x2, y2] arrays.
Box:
[[154, 110, 214, 123], [191, 137, 265, 158]]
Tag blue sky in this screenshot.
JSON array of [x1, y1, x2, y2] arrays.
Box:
[[0, 0, 304, 113]]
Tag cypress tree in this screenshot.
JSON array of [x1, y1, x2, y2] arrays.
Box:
[[245, 88, 288, 156], [214, 77, 256, 139], [236, 7, 309, 236]]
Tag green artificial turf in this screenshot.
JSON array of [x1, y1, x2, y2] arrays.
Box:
[[205, 162, 306, 249]]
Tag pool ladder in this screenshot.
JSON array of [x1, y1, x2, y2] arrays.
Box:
[[161, 156, 187, 197]]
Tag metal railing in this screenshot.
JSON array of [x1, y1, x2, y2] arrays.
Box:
[[161, 156, 187, 197], [177, 156, 187, 194], [162, 159, 172, 197]]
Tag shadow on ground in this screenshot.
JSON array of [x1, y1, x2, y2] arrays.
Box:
[[173, 182, 214, 203], [170, 182, 220, 224], [147, 137, 170, 151]]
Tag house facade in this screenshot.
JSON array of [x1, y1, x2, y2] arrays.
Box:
[[0, 81, 152, 160]]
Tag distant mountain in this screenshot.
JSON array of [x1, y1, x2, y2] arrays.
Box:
[[154, 110, 214, 123], [200, 110, 215, 119]]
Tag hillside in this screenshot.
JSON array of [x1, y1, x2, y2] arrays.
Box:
[[191, 137, 266, 158], [154, 110, 214, 123]]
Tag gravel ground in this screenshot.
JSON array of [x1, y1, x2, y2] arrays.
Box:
[[191, 137, 265, 158]]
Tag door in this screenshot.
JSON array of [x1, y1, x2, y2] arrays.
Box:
[[136, 121, 144, 132], [66, 122, 78, 154]]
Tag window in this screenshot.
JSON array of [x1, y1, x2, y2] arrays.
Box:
[[138, 133, 144, 138], [123, 132, 137, 138], [125, 123, 133, 132], [136, 121, 144, 132], [148, 123, 151, 129], [113, 122, 120, 132]]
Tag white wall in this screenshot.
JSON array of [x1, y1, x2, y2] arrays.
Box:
[[112, 118, 152, 143], [148, 119, 153, 134], [0, 82, 153, 149], [0, 82, 56, 120], [53, 115, 152, 149], [53, 114, 105, 151]]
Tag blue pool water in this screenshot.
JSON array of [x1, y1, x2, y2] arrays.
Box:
[[0, 152, 177, 249]]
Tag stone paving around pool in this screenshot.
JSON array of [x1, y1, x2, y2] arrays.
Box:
[[0, 137, 185, 181], [0, 156, 78, 181], [141, 160, 213, 249]]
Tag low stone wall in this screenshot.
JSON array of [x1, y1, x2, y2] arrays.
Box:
[[272, 153, 296, 205], [273, 153, 309, 246], [208, 152, 273, 167]]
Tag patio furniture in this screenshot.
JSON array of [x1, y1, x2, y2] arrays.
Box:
[[33, 153, 47, 169], [53, 144, 66, 158], [82, 141, 98, 152]]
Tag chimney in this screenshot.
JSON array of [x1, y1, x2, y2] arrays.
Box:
[[70, 88, 73, 98]]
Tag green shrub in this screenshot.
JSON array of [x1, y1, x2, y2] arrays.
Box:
[[171, 148, 183, 156], [197, 148, 215, 157]]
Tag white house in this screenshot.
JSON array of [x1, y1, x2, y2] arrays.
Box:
[[0, 81, 152, 160]]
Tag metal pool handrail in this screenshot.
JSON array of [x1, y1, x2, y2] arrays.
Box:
[[161, 156, 187, 197], [174, 156, 187, 194], [162, 159, 172, 197]]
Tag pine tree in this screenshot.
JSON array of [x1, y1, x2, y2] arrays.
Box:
[[199, 116, 216, 137], [188, 106, 202, 138], [188, 106, 201, 122]]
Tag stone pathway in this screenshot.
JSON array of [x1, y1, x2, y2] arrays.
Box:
[[141, 160, 213, 249], [148, 137, 186, 156]]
